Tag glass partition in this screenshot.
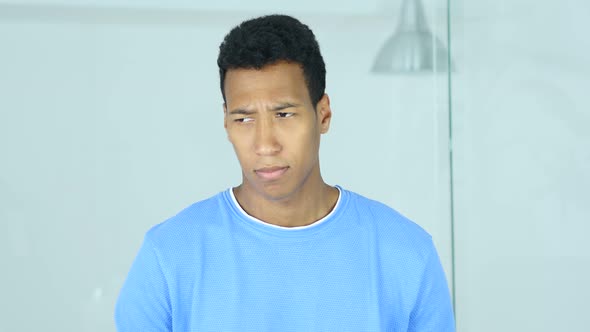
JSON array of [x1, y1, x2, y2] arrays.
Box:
[[451, 0, 590, 330]]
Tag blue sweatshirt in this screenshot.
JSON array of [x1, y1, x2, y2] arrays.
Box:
[[115, 187, 455, 331]]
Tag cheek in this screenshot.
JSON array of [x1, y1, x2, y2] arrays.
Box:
[[229, 136, 255, 165], [231, 146, 252, 171], [230, 140, 249, 158], [228, 129, 249, 147]]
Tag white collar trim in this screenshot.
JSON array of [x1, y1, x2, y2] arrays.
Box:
[[228, 187, 342, 230]]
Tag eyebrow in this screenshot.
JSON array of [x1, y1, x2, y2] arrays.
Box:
[[272, 102, 299, 111], [228, 102, 300, 115], [228, 109, 255, 115]]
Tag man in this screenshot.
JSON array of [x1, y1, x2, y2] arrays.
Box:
[[115, 14, 455, 331]]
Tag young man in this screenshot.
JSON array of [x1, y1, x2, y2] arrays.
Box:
[[115, 14, 455, 331]]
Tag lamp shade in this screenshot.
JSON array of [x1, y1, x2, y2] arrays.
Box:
[[372, 0, 451, 73]]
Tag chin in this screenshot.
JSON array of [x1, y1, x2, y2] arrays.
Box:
[[253, 183, 296, 202]]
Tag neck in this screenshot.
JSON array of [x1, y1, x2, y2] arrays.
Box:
[[233, 176, 339, 228]]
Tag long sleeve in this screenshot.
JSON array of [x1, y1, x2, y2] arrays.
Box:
[[115, 235, 172, 332], [408, 240, 456, 332]]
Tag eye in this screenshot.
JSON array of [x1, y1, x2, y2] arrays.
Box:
[[234, 117, 254, 123], [276, 112, 294, 118]]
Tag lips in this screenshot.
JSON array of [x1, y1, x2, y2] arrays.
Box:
[[254, 166, 289, 181]]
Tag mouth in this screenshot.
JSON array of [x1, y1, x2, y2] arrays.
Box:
[[254, 166, 289, 181]]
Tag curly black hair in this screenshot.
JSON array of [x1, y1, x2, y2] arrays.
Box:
[[217, 14, 326, 107]]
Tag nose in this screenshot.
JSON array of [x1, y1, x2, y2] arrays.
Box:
[[254, 119, 281, 156]]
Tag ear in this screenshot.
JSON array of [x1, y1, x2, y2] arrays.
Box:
[[223, 103, 228, 130], [316, 94, 332, 134]]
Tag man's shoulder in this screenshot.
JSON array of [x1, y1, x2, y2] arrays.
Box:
[[144, 190, 229, 246], [342, 188, 433, 252]]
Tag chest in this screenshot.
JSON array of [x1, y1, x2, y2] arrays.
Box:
[[168, 230, 414, 331]]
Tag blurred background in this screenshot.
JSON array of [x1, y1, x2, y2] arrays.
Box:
[[0, 0, 588, 331]]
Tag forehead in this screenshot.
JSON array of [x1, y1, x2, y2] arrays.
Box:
[[224, 62, 309, 105]]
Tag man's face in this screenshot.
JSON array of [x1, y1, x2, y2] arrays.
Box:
[[223, 61, 332, 201]]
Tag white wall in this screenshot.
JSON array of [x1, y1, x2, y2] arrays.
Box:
[[4, 1, 589, 332], [0, 2, 453, 331], [452, 0, 590, 331]]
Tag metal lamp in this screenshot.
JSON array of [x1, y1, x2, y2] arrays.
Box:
[[372, 0, 451, 73]]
